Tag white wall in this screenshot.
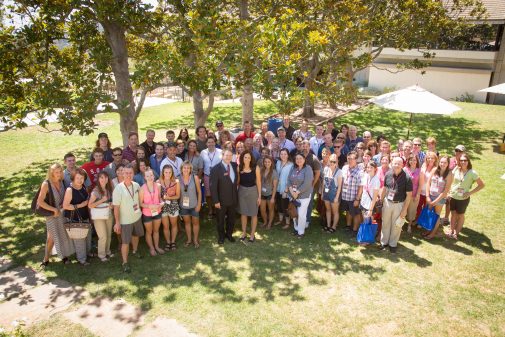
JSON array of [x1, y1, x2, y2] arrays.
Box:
[[368, 65, 491, 103]]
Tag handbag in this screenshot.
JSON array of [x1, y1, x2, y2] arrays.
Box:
[[90, 203, 110, 220], [417, 206, 439, 231], [356, 217, 378, 244], [287, 201, 298, 218], [31, 180, 55, 217], [65, 208, 91, 240]]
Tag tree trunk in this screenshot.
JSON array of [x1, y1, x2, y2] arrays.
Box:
[[301, 54, 319, 118], [241, 83, 254, 124], [238, 0, 255, 125], [192, 90, 214, 127], [302, 78, 316, 118], [101, 20, 138, 147]]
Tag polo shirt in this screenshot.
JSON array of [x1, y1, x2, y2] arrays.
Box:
[[159, 156, 184, 178], [112, 181, 142, 225], [122, 146, 136, 163], [383, 170, 413, 202]]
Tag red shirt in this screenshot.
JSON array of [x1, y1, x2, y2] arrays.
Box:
[[235, 131, 255, 144], [81, 161, 110, 189]]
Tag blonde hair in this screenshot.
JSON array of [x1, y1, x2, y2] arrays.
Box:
[[46, 163, 63, 181]]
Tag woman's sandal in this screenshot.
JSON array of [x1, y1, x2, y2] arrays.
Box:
[[40, 260, 49, 268], [282, 224, 290, 230], [184, 241, 192, 247], [328, 228, 336, 233], [194, 241, 200, 248], [170, 243, 177, 250]]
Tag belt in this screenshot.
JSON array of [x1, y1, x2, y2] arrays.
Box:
[[387, 199, 404, 204]]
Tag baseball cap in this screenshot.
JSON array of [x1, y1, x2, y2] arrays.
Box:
[[454, 145, 466, 152], [277, 126, 286, 132], [215, 120, 224, 127], [98, 132, 108, 139]]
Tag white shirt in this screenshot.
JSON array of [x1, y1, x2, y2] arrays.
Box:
[[360, 174, 380, 211], [159, 156, 184, 178], [309, 136, 324, 155], [278, 138, 295, 152], [201, 148, 222, 175]]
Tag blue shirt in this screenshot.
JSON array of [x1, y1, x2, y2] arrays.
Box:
[[149, 154, 166, 176]]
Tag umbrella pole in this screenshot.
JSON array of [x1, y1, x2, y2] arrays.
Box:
[[407, 113, 413, 139]]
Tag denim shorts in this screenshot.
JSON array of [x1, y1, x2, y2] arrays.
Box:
[[429, 194, 446, 206], [142, 213, 162, 223], [180, 208, 199, 218]]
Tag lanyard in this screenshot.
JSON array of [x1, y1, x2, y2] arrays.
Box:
[[146, 183, 156, 201], [126, 183, 135, 201], [208, 150, 218, 167], [390, 172, 402, 190], [325, 168, 338, 188], [167, 157, 180, 175]]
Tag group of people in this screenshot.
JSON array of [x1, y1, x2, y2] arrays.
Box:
[[36, 116, 485, 272]]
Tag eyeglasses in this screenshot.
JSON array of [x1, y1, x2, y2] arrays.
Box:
[[113, 153, 122, 156], [413, 144, 421, 146], [356, 147, 363, 150]]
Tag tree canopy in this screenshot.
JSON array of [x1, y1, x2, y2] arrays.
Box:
[[0, 0, 485, 142]]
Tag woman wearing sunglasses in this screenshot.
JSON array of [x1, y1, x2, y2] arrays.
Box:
[[447, 154, 484, 240]]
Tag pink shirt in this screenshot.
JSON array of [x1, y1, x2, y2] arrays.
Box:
[[404, 167, 421, 196], [141, 183, 161, 216]]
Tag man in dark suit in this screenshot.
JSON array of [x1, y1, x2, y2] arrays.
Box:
[[210, 149, 238, 244]]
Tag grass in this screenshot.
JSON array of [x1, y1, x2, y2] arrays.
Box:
[[1, 100, 505, 337]]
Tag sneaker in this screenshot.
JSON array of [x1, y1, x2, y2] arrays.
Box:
[[122, 263, 131, 273], [100, 257, 109, 262], [378, 244, 389, 251], [389, 246, 397, 253], [107, 253, 115, 258]]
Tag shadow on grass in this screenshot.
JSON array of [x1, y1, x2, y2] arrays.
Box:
[[336, 105, 501, 159], [143, 103, 277, 132], [0, 148, 91, 262]]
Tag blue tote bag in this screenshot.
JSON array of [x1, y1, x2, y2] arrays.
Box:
[[418, 206, 439, 231], [357, 217, 378, 244]]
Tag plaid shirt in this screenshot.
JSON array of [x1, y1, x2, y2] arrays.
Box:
[[341, 164, 363, 201]]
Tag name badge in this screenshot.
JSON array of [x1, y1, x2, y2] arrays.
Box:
[[457, 187, 465, 198], [342, 188, 347, 194], [262, 187, 267, 193], [324, 188, 329, 193], [182, 196, 190, 207], [387, 190, 395, 201], [133, 203, 141, 214]]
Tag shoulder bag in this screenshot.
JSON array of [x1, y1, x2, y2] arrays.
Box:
[[31, 180, 55, 217]]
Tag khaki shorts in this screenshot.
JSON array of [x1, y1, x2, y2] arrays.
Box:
[[121, 218, 144, 244]]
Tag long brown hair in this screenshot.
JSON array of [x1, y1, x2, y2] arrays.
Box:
[[95, 171, 112, 197], [239, 150, 256, 172], [260, 155, 274, 184], [160, 165, 176, 183]]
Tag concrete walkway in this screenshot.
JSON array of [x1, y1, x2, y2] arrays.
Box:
[[0, 258, 197, 337]]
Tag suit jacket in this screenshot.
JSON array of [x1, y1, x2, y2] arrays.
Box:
[[210, 162, 238, 207]]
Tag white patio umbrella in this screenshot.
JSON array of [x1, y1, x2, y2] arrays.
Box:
[[369, 85, 461, 138], [479, 83, 505, 95]]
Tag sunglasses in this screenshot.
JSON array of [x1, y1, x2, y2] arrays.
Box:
[[460, 159, 468, 162], [413, 144, 421, 146], [337, 136, 344, 139], [330, 160, 337, 164]]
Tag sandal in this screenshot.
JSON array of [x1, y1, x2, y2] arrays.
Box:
[[170, 243, 177, 250], [282, 224, 290, 230], [184, 241, 192, 247], [62, 257, 71, 265], [40, 260, 49, 268], [164, 243, 171, 250], [156, 248, 165, 255], [194, 241, 200, 248], [328, 228, 336, 233]]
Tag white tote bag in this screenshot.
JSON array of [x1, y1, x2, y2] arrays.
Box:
[[90, 203, 111, 220]]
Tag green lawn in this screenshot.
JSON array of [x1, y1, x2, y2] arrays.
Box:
[[1, 100, 505, 337]]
